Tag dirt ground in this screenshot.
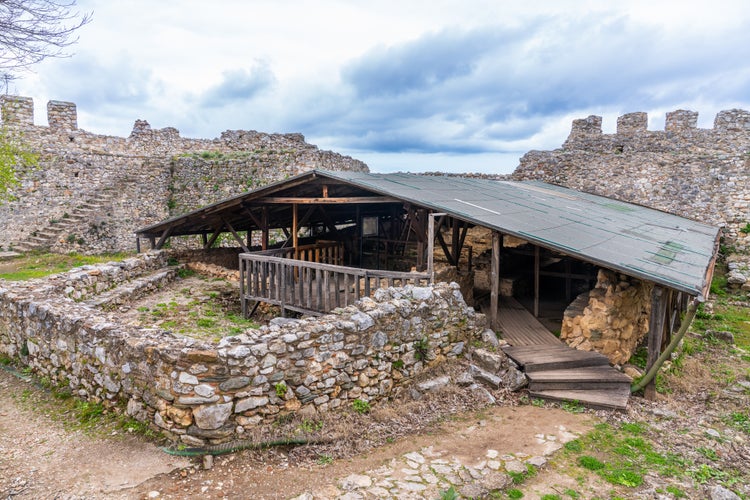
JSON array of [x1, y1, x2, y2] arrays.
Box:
[[0, 363, 596, 500]]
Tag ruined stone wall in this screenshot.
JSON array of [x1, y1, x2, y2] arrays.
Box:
[[561, 270, 652, 365], [513, 109, 750, 239], [0, 95, 368, 253], [0, 252, 482, 446]]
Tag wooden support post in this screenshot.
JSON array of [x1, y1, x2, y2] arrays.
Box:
[[645, 285, 668, 400], [262, 207, 269, 250], [201, 233, 208, 247], [490, 231, 500, 331], [451, 217, 460, 269], [534, 245, 540, 317], [149, 236, 156, 249], [565, 260, 572, 301], [292, 203, 299, 259], [135, 236, 141, 253], [427, 213, 444, 283]]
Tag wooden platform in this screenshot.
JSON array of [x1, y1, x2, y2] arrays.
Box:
[[496, 297, 631, 410], [497, 297, 561, 346]]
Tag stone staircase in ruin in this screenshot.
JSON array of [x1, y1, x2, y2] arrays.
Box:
[[13, 177, 136, 253]]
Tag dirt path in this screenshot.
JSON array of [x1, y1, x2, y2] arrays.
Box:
[[0, 369, 190, 499], [0, 367, 594, 499]]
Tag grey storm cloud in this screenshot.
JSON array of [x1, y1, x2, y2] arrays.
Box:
[[199, 63, 276, 108], [285, 15, 750, 155]]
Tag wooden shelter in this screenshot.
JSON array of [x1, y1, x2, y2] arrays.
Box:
[[136, 170, 721, 407]]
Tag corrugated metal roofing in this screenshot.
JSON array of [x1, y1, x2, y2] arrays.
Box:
[[317, 171, 720, 298], [136, 169, 720, 298]]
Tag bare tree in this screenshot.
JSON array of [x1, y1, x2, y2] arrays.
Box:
[[0, 0, 92, 75]]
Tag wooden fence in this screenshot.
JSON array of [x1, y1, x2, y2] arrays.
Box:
[[240, 252, 431, 317]]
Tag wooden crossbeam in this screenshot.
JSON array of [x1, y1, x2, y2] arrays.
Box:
[[155, 226, 173, 250], [254, 196, 399, 204], [205, 223, 225, 249], [222, 217, 250, 252]]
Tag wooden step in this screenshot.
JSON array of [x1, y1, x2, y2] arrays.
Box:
[[504, 345, 610, 372], [529, 388, 630, 410], [528, 366, 631, 391]]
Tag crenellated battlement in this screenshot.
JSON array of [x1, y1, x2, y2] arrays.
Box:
[[0, 95, 369, 254], [515, 108, 750, 240], [565, 108, 750, 152]]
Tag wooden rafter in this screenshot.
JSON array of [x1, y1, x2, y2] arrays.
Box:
[[155, 226, 173, 250], [222, 217, 249, 252], [254, 196, 399, 204]]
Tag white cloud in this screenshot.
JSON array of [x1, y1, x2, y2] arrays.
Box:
[[11, 0, 750, 172]]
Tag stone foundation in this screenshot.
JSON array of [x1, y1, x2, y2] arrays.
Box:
[[560, 269, 652, 365], [0, 252, 484, 446]]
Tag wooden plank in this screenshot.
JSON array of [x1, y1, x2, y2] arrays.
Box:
[[529, 389, 629, 410]]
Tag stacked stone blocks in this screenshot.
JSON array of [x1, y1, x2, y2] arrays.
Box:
[[0, 252, 483, 446]]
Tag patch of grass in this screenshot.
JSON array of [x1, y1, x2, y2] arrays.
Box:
[[578, 455, 605, 471], [697, 446, 719, 461], [561, 400, 585, 413], [274, 382, 288, 398], [540, 495, 561, 500], [439, 486, 459, 500], [352, 398, 371, 414], [560, 421, 689, 491], [177, 267, 195, 278], [507, 489, 524, 499], [666, 485, 686, 498], [196, 318, 216, 328], [0, 252, 132, 281], [298, 419, 323, 434], [724, 411, 750, 435], [316, 453, 333, 465], [413, 336, 429, 361]]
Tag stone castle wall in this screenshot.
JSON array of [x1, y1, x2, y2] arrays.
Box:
[[513, 109, 750, 239], [0, 95, 368, 253], [0, 252, 482, 446]]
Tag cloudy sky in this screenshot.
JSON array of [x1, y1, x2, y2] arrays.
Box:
[[10, 0, 750, 173]]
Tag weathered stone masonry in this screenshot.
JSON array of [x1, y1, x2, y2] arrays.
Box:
[[0, 252, 483, 445], [513, 109, 750, 239], [0, 95, 368, 253]]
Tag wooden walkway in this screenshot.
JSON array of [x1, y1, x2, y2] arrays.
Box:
[[497, 297, 561, 346], [496, 296, 631, 410]]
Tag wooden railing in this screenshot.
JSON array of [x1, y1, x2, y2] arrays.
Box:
[[255, 240, 344, 265], [240, 253, 431, 317]]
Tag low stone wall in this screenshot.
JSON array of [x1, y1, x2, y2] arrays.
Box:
[[560, 270, 652, 365], [0, 253, 484, 446], [168, 247, 242, 270]]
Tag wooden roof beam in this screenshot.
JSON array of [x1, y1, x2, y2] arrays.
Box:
[[253, 196, 399, 204]]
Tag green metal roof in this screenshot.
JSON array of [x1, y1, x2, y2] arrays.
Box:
[[136, 169, 720, 299], [317, 170, 720, 299]]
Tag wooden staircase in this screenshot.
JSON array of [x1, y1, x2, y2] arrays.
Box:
[[502, 344, 632, 410], [495, 297, 632, 410]]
